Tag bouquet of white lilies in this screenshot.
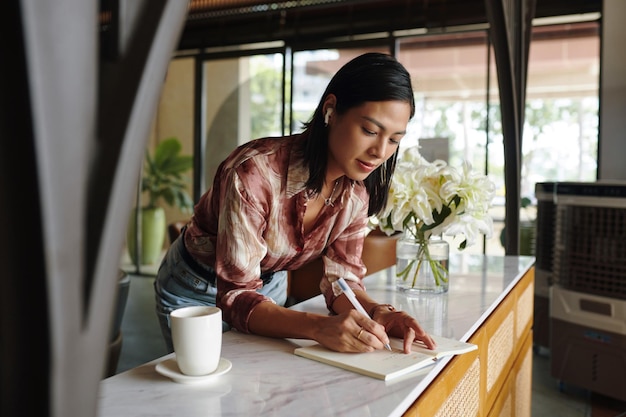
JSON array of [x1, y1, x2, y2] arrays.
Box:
[[374, 147, 496, 289], [376, 146, 496, 247]]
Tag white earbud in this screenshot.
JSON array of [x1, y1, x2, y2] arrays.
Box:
[[324, 108, 333, 125]]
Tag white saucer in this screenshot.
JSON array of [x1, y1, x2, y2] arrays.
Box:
[[155, 357, 232, 385]]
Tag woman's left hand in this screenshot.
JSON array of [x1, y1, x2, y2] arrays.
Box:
[[372, 307, 436, 354]]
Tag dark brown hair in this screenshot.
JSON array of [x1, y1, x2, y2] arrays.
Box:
[[301, 52, 415, 216]]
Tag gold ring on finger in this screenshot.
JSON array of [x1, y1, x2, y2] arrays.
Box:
[[356, 327, 364, 340]]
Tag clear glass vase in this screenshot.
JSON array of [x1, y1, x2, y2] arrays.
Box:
[[395, 232, 450, 295]]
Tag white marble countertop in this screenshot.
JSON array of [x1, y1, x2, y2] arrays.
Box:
[[98, 255, 534, 417]]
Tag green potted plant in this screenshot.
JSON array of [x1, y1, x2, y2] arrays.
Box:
[[127, 137, 194, 265], [499, 196, 536, 256]]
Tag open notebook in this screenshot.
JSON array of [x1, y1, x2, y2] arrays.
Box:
[[294, 334, 477, 381]]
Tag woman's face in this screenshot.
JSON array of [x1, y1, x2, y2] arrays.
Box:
[[325, 100, 412, 182]]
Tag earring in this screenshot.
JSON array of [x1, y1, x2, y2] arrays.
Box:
[[324, 108, 333, 126]]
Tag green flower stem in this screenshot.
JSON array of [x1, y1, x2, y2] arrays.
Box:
[[396, 221, 448, 288]]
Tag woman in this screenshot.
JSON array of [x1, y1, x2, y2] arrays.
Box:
[[155, 52, 436, 354]]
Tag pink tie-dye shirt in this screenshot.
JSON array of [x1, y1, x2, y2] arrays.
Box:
[[184, 134, 370, 332]]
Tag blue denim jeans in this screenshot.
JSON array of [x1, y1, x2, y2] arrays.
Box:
[[154, 235, 287, 352]]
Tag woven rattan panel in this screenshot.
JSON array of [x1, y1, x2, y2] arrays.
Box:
[[553, 205, 626, 299], [496, 394, 512, 417], [433, 357, 480, 417], [516, 281, 533, 340], [515, 344, 533, 417], [487, 311, 514, 392]]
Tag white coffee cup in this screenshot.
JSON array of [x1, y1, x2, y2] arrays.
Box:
[[170, 306, 222, 376]]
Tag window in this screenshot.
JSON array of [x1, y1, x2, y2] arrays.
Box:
[[394, 20, 600, 255], [148, 19, 599, 262]]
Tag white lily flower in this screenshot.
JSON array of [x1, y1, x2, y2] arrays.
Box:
[[374, 148, 496, 251]]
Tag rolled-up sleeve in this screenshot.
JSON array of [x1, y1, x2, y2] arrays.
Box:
[[214, 165, 276, 332]]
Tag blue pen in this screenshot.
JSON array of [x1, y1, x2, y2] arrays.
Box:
[[337, 277, 392, 351]]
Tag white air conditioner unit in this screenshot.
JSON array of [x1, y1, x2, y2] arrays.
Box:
[[537, 181, 626, 401]]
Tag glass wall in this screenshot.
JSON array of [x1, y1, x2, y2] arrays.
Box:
[[125, 18, 600, 272], [394, 21, 600, 255], [197, 21, 599, 257], [290, 46, 390, 132], [524, 22, 600, 191], [396, 31, 498, 254], [203, 53, 285, 191]]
